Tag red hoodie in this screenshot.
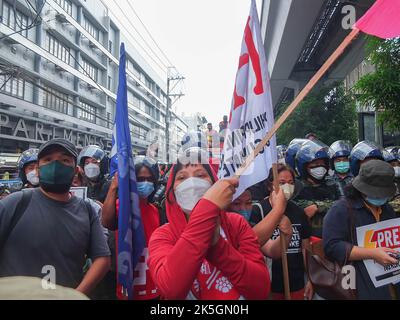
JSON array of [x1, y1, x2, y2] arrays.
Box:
[[148, 165, 270, 300]]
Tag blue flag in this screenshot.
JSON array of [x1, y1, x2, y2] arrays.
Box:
[[111, 43, 145, 299]]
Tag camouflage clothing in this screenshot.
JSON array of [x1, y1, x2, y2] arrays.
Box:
[[293, 179, 339, 238], [390, 196, 400, 217], [327, 173, 354, 198]]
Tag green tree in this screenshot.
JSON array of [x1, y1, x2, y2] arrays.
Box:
[[276, 82, 358, 146], [354, 37, 400, 132]]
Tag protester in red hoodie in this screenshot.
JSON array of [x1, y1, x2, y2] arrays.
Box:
[[148, 148, 270, 300]]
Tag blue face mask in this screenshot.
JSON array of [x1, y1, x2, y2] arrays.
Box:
[[366, 197, 389, 207], [237, 209, 252, 221], [137, 182, 154, 199], [334, 161, 350, 174]]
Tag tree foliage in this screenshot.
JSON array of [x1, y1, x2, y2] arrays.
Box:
[[276, 82, 358, 146], [354, 36, 400, 132]]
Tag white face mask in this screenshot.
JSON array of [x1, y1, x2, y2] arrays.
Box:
[[395, 167, 400, 178], [85, 163, 100, 180], [281, 183, 295, 200], [26, 170, 39, 186], [175, 177, 212, 214], [309, 167, 327, 180]]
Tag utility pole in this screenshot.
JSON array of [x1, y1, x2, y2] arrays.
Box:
[[165, 68, 185, 163]]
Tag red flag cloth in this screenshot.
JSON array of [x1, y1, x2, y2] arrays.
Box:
[[355, 0, 400, 39]]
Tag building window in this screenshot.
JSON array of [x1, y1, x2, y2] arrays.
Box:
[[81, 59, 98, 81], [133, 126, 147, 141], [126, 59, 141, 79], [54, 0, 72, 16], [2, 1, 29, 38], [45, 33, 71, 64], [42, 85, 70, 114], [83, 16, 100, 41], [78, 101, 96, 123], [0, 72, 25, 99]]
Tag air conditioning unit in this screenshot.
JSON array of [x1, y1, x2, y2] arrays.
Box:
[[56, 13, 68, 23], [89, 41, 97, 49], [55, 65, 64, 72], [3, 37, 18, 45]]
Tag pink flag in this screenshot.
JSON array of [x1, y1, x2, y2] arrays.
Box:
[[355, 0, 400, 39]]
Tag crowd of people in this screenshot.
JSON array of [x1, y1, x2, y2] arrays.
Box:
[[0, 131, 400, 300]]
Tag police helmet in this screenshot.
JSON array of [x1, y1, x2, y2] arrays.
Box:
[[295, 140, 331, 179], [77, 145, 109, 176], [349, 141, 383, 176], [17, 148, 39, 184]]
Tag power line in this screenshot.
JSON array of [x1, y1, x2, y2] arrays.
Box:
[[123, 0, 175, 68], [112, 0, 170, 70], [1, 1, 163, 132], [108, 0, 168, 73]]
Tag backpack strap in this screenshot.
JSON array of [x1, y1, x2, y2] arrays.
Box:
[[0, 189, 33, 253], [252, 202, 265, 220]]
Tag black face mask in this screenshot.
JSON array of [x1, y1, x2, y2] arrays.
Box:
[[39, 161, 75, 194]]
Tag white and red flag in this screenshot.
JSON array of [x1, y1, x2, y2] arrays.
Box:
[[218, 0, 277, 198]]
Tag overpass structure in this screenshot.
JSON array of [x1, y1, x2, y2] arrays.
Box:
[[259, 0, 396, 146]]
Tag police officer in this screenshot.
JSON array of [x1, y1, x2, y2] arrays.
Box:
[[293, 139, 338, 238], [349, 140, 383, 177], [384, 147, 400, 194], [277, 145, 288, 164], [383, 148, 400, 216], [78, 145, 111, 203], [329, 140, 353, 197], [17, 148, 40, 189], [285, 139, 308, 175]]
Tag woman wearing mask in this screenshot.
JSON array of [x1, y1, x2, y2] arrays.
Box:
[[228, 188, 293, 259], [323, 160, 398, 300], [148, 148, 270, 300], [102, 156, 161, 300], [249, 165, 313, 300]]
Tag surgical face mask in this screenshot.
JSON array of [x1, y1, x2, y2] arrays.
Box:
[[334, 161, 350, 174], [137, 181, 155, 199], [39, 161, 75, 194], [175, 177, 212, 214], [366, 197, 389, 207], [84, 163, 100, 180], [26, 170, 39, 186], [281, 183, 295, 200], [237, 209, 252, 221], [309, 167, 327, 180], [394, 166, 400, 178]]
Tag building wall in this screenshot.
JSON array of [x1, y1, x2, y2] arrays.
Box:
[[0, 0, 187, 161]]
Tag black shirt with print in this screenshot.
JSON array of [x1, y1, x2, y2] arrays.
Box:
[[251, 199, 312, 293]]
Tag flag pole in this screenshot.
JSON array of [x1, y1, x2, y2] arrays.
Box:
[[272, 163, 291, 300], [234, 28, 360, 178]]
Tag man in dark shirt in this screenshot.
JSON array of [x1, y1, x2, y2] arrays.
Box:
[[0, 139, 110, 297]]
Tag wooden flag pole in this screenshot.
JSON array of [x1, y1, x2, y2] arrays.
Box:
[[234, 28, 360, 178], [233, 27, 360, 301], [272, 163, 291, 300]]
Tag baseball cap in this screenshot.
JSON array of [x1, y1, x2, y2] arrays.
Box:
[[38, 138, 78, 161]]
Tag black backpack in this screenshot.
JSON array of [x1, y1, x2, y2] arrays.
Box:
[[0, 189, 33, 253]]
